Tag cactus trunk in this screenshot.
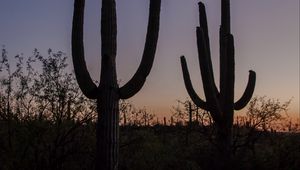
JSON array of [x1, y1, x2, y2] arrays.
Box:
[[96, 52, 119, 169], [96, 92, 119, 170], [215, 119, 233, 168]]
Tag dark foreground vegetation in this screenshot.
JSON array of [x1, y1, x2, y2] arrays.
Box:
[[1, 49, 299, 170], [0, 121, 300, 170]]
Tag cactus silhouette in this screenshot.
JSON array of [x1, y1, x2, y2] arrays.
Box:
[[71, 0, 161, 169], [180, 0, 256, 167]]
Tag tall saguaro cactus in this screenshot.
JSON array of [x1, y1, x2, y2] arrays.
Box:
[[72, 0, 161, 169], [180, 0, 256, 166]]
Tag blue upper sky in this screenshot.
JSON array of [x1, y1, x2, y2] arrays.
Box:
[[0, 0, 299, 118]]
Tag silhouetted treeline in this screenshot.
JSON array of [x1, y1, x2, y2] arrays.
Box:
[[1, 119, 299, 170]]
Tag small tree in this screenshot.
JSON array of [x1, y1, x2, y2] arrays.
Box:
[[0, 48, 96, 169], [232, 96, 292, 154], [129, 107, 156, 126], [246, 96, 291, 131], [119, 100, 134, 126]]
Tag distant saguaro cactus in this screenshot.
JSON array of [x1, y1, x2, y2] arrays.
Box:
[[71, 0, 161, 169], [180, 0, 256, 167]]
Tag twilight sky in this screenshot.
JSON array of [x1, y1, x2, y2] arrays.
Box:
[[0, 0, 299, 119]]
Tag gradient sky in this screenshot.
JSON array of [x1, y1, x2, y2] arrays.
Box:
[[0, 0, 299, 119]]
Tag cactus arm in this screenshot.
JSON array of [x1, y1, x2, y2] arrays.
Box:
[[180, 56, 208, 110], [198, 2, 211, 58], [198, 2, 219, 94], [119, 0, 161, 99], [196, 27, 221, 109], [226, 34, 235, 101], [222, 34, 235, 121], [197, 27, 222, 120], [72, 0, 98, 99], [234, 70, 256, 110], [219, 29, 228, 108]]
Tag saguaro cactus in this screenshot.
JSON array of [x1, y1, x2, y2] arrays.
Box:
[[180, 0, 256, 167], [71, 0, 161, 169]]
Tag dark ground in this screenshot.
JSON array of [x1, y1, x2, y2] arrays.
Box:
[[0, 121, 299, 170]]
